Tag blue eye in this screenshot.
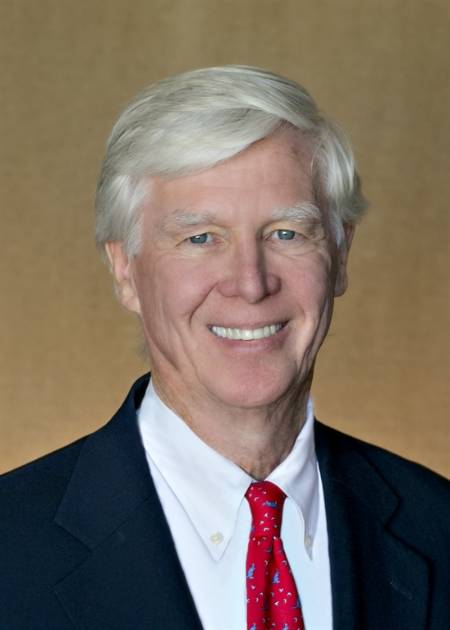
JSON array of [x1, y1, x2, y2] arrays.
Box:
[[188, 233, 211, 244], [275, 229, 296, 240]]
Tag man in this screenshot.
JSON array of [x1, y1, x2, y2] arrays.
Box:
[[1, 66, 449, 630]]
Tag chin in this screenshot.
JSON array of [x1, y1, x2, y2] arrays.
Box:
[[204, 371, 299, 411]]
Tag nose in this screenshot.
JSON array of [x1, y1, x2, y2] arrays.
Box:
[[217, 241, 281, 304]]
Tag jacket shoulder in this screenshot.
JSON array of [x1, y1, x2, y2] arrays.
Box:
[[0, 373, 150, 525], [0, 436, 87, 520], [0, 437, 95, 627], [315, 420, 450, 531]]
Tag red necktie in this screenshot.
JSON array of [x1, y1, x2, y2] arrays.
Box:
[[245, 481, 305, 630]]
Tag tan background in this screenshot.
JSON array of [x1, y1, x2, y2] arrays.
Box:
[[1, 0, 448, 476]]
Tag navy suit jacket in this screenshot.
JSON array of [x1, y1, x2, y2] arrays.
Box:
[[1, 374, 449, 629]]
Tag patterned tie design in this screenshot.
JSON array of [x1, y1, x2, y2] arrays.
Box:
[[245, 481, 305, 630]]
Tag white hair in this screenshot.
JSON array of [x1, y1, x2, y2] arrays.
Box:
[[95, 65, 367, 255]]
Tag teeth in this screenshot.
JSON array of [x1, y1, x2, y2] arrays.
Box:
[[210, 323, 283, 341]]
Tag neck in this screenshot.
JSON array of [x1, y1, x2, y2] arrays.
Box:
[[152, 372, 312, 480]]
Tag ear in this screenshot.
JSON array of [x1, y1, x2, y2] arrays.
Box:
[[334, 223, 355, 297], [104, 241, 141, 314]]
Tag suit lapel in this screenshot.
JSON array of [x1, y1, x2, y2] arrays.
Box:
[[315, 421, 430, 630], [54, 375, 203, 630]]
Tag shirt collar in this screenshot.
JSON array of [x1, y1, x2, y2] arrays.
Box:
[[266, 396, 319, 558], [137, 381, 319, 561]]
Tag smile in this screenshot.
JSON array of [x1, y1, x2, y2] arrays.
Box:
[[210, 323, 286, 341]]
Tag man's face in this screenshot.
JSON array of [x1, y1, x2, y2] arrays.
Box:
[[109, 129, 351, 412]]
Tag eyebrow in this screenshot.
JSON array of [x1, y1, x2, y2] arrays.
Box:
[[159, 210, 218, 233], [271, 202, 322, 223], [158, 202, 323, 233]]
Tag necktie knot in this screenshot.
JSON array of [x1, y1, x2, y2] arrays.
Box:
[[245, 480, 286, 539]]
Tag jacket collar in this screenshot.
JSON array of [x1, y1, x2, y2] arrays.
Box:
[[55, 374, 150, 548], [315, 421, 430, 630], [54, 374, 203, 630]]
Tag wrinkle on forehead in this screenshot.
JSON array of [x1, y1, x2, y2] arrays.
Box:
[[159, 127, 314, 190]]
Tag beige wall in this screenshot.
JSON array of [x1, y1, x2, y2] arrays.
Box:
[[1, 0, 449, 476]]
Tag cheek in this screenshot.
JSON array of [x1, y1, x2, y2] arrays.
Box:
[[288, 256, 334, 316], [288, 268, 335, 367], [135, 255, 217, 325]]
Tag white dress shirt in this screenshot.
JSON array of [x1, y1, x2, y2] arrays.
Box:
[[137, 381, 333, 630]]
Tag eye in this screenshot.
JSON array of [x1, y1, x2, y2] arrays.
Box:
[[266, 228, 309, 247], [188, 232, 212, 245], [274, 229, 297, 240]]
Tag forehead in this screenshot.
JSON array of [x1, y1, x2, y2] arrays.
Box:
[[143, 129, 316, 223]]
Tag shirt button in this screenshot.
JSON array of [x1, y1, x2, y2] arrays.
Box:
[[305, 534, 313, 549], [210, 532, 224, 545]]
